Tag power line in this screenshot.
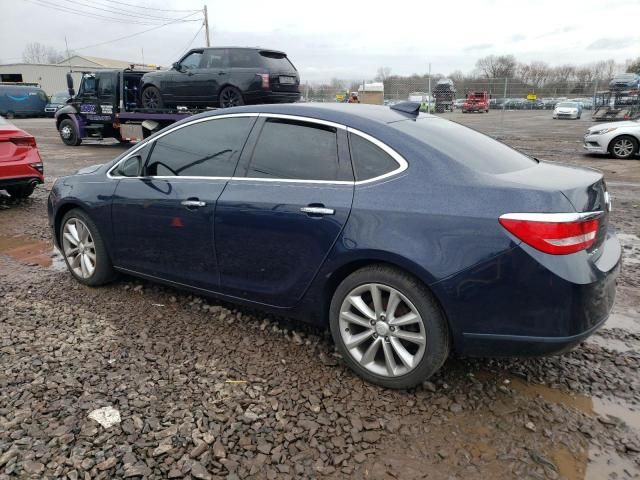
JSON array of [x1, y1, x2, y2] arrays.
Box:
[[24, 0, 200, 25], [171, 24, 204, 61], [90, 0, 200, 13], [57, 0, 200, 23], [67, 11, 202, 52]]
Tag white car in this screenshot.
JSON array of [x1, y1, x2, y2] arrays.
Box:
[[553, 101, 582, 119], [583, 120, 640, 159]]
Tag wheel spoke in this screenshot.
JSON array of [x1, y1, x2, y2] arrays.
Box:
[[391, 312, 419, 327], [348, 295, 376, 320], [80, 254, 88, 277], [360, 337, 381, 365], [345, 329, 374, 349], [390, 337, 414, 369], [68, 223, 80, 243], [85, 250, 96, 262], [370, 284, 383, 316], [386, 290, 401, 320], [64, 246, 79, 256], [392, 329, 426, 345], [340, 311, 372, 329], [63, 232, 78, 246], [381, 340, 398, 376]]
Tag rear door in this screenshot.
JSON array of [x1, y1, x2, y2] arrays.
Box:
[[214, 116, 354, 307], [110, 114, 257, 290]]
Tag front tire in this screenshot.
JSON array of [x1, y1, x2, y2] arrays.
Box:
[[60, 209, 116, 286], [5, 184, 36, 199], [59, 119, 81, 146], [609, 135, 638, 159], [329, 265, 450, 389]]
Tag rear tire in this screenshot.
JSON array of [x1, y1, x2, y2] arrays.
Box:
[[5, 111, 15, 119], [219, 86, 245, 108], [5, 184, 35, 199], [60, 209, 116, 286], [141, 86, 164, 109], [59, 119, 81, 146], [329, 265, 450, 389], [609, 135, 638, 159]]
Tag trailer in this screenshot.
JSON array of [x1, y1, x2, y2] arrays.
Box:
[[55, 69, 210, 146], [462, 90, 489, 113], [592, 89, 640, 122]]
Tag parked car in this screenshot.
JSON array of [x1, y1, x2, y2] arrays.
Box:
[[553, 101, 582, 119], [523, 99, 544, 110], [609, 73, 640, 91], [0, 116, 44, 198], [0, 85, 48, 118], [489, 98, 506, 109], [584, 119, 640, 159], [454, 98, 466, 109], [44, 91, 71, 117], [569, 97, 594, 110], [503, 98, 525, 110], [140, 47, 300, 109], [48, 103, 620, 389]]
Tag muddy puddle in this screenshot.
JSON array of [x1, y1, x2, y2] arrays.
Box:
[[0, 234, 65, 270], [506, 375, 640, 479]]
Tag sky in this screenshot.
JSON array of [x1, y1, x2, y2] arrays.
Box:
[[1, 0, 639, 82]]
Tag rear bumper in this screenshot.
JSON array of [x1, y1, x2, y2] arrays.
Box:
[[0, 151, 44, 189], [0, 176, 43, 189], [433, 229, 621, 357]]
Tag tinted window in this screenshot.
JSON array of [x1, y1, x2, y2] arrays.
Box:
[[113, 144, 151, 177], [247, 119, 339, 181], [392, 118, 536, 174], [229, 49, 258, 68], [98, 76, 114, 97], [258, 51, 296, 73], [146, 117, 254, 177], [349, 133, 399, 181], [181, 52, 203, 70], [201, 49, 225, 69]]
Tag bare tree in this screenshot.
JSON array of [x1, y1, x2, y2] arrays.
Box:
[[22, 42, 65, 64], [475, 54, 517, 78], [374, 67, 392, 82], [627, 57, 640, 73]]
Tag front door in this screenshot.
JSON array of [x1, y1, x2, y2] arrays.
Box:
[[215, 117, 354, 307], [110, 115, 257, 290]]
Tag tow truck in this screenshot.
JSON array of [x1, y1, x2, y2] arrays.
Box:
[[461, 90, 490, 113], [592, 89, 640, 122], [55, 68, 210, 146]]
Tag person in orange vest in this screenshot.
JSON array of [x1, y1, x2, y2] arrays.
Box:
[[348, 92, 360, 103]]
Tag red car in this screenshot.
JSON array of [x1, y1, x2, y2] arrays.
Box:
[[0, 116, 43, 198]]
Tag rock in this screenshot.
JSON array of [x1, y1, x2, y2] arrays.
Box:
[[362, 431, 381, 443], [422, 381, 437, 392], [190, 443, 208, 459], [257, 442, 272, 455], [96, 456, 118, 471], [525, 421, 536, 432], [124, 462, 152, 478], [213, 440, 226, 458], [88, 406, 121, 428], [190, 461, 212, 480], [353, 453, 367, 464], [152, 444, 173, 457], [167, 467, 183, 478], [0, 448, 18, 467], [449, 403, 463, 413], [155, 425, 178, 439], [22, 460, 45, 475]]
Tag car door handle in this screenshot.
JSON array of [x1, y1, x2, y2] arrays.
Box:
[[218, 71, 226, 75], [181, 199, 206, 208], [300, 206, 335, 216]]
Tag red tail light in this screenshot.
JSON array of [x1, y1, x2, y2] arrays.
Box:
[[10, 136, 36, 147], [260, 73, 270, 89], [499, 212, 602, 255]]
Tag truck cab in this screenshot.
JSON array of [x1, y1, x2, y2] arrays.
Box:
[[462, 91, 490, 113]]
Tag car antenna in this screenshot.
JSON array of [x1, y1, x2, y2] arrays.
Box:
[[390, 101, 421, 116]]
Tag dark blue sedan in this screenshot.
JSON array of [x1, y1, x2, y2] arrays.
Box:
[[48, 103, 621, 388]]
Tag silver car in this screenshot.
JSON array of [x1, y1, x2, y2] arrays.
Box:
[[583, 120, 640, 159], [553, 101, 582, 119]]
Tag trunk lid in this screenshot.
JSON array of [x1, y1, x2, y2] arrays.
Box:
[[0, 124, 33, 163], [259, 50, 299, 93]]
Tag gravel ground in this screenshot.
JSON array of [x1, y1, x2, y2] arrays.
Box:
[[0, 112, 639, 480]]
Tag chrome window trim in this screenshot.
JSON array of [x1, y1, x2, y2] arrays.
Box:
[[106, 112, 410, 186], [347, 127, 408, 185], [499, 211, 604, 222], [106, 113, 260, 180]]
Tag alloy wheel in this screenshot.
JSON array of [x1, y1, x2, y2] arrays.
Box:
[[613, 138, 634, 158], [142, 89, 160, 109], [62, 218, 96, 279], [339, 283, 426, 377], [221, 89, 242, 107]]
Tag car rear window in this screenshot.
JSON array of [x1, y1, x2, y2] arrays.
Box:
[[259, 51, 296, 72], [392, 118, 537, 174]]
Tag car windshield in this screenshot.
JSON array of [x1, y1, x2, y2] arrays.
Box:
[[259, 51, 295, 72], [557, 102, 578, 108], [50, 94, 68, 103], [392, 118, 537, 174]]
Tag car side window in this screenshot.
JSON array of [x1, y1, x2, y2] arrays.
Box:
[[112, 144, 151, 177], [201, 49, 225, 69], [229, 49, 257, 68], [145, 117, 254, 177], [180, 52, 203, 70], [348, 132, 400, 181], [246, 119, 340, 181], [97, 76, 114, 97]]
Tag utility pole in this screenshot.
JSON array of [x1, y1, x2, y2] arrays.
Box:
[[64, 36, 71, 69], [203, 5, 211, 47], [428, 63, 431, 97]]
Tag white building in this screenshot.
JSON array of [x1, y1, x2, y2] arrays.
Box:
[[0, 56, 159, 95]]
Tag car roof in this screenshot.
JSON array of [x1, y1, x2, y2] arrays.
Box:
[[193, 46, 287, 55]]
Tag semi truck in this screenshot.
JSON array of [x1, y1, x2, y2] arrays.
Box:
[[433, 79, 456, 113], [55, 69, 207, 146], [461, 91, 490, 113]]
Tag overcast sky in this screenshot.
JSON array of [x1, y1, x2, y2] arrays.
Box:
[[1, 0, 638, 82]]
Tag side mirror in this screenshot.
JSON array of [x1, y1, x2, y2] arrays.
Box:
[[66, 72, 75, 97], [116, 155, 142, 177], [172, 62, 181, 71]]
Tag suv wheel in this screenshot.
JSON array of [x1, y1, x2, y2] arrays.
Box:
[[141, 86, 164, 109], [60, 209, 116, 286], [219, 87, 244, 108], [329, 265, 450, 389], [610, 135, 638, 159]]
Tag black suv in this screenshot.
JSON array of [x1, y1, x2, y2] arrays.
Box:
[[140, 47, 300, 109]]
